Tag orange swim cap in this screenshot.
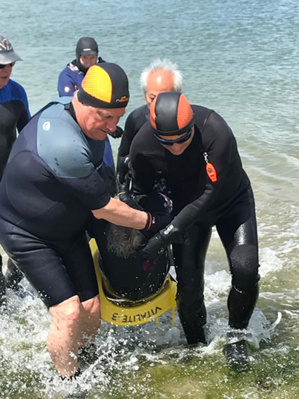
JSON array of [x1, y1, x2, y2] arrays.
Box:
[[150, 92, 194, 136]]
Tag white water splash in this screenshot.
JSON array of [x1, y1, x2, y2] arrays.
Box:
[[259, 247, 284, 277]]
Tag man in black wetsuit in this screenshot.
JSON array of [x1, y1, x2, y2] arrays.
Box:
[[129, 92, 260, 368], [0, 63, 169, 378], [0, 34, 31, 302], [117, 58, 182, 185]]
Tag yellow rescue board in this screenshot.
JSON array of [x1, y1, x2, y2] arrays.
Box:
[[89, 238, 177, 327]]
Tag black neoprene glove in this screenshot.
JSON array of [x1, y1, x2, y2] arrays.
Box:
[[140, 223, 186, 259], [109, 126, 124, 139], [141, 212, 173, 239]]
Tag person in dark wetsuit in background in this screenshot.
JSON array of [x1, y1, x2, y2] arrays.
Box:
[[0, 63, 170, 378], [129, 92, 260, 369], [117, 58, 182, 186], [58, 36, 122, 197], [0, 34, 31, 302], [58, 37, 105, 97]]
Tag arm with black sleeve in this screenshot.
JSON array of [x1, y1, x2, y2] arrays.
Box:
[[117, 123, 136, 184], [139, 194, 214, 259], [16, 85, 31, 131], [117, 105, 149, 184]]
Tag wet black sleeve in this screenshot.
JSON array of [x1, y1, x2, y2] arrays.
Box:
[[117, 106, 149, 180], [117, 112, 139, 180], [118, 113, 137, 157], [16, 105, 30, 132], [130, 152, 156, 195], [129, 124, 159, 195]]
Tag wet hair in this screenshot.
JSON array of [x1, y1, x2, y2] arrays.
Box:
[[105, 191, 172, 259], [140, 58, 183, 95], [106, 224, 145, 259]]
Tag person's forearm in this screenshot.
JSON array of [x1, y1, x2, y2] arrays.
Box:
[[92, 197, 148, 229]]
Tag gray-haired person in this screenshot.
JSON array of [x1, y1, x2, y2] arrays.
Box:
[[116, 58, 182, 185]]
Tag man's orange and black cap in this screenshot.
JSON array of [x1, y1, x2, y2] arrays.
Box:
[[150, 92, 194, 136], [78, 63, 129, 109]]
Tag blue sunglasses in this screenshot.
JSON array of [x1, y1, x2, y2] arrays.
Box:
[[155, 126, 193, 146]]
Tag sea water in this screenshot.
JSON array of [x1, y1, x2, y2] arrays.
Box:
[[0, 0, 298, 397]]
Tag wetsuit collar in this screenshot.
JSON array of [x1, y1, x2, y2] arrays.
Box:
[[64, 102, 77, 123], [72, 58, 88, 74], [71, 57, 106, 74]]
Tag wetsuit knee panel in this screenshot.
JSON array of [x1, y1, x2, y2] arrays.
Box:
[[229, 244, 260, 291]]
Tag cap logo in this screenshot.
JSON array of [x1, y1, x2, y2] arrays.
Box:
[[116, 96, 129, 103], [0, 38, 12, 52]]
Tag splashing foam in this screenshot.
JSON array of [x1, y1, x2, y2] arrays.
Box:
[[0, 252, 283, 397], [259, 247, 284, 277]]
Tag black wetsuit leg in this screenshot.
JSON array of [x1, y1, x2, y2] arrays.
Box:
[[0, 221, 99, 308], [173, 223, 212, 344], [5, 258, 24, 290], [216, 187, 260, 330]]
